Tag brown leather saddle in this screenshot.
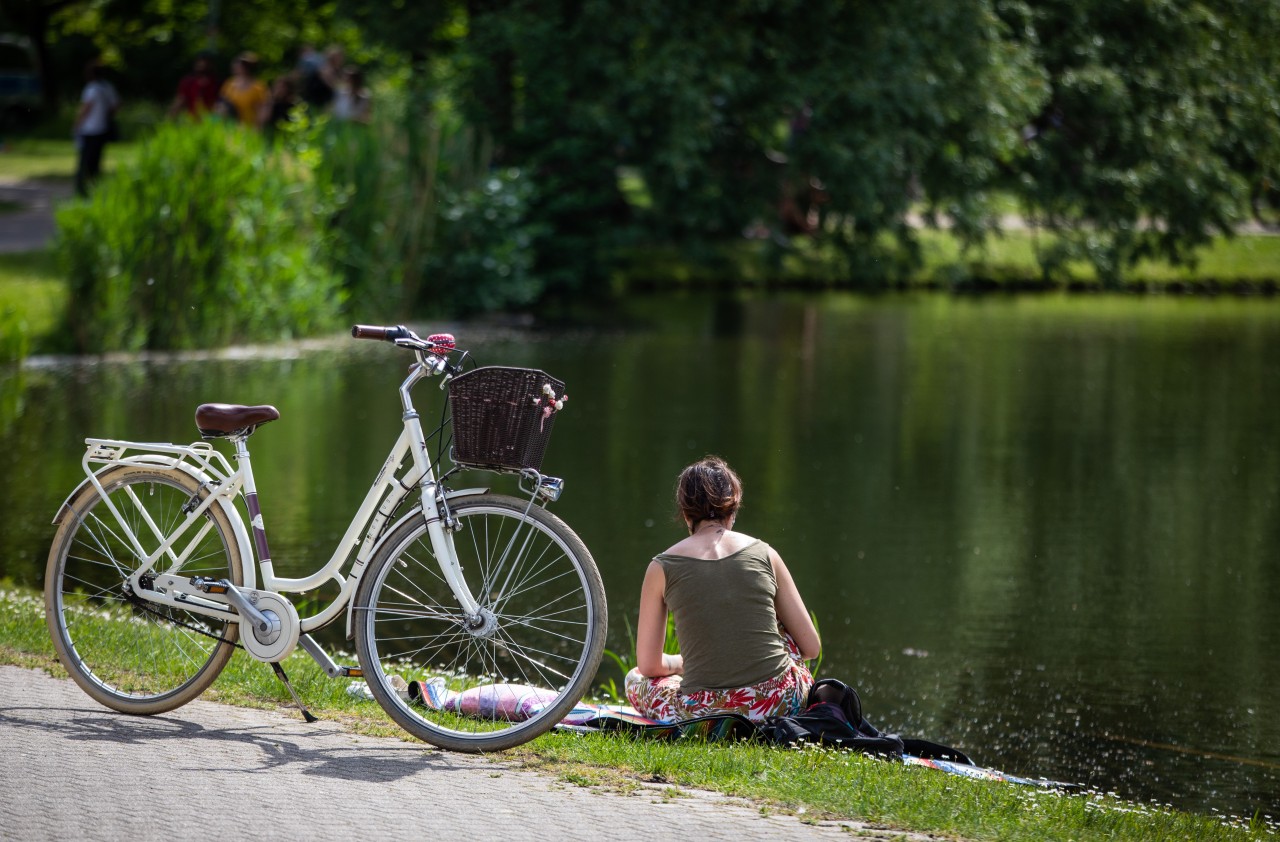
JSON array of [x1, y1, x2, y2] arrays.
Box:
[[195, 403, 281, 439]]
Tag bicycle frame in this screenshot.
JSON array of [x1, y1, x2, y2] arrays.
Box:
[[55, 355, 489, 653]]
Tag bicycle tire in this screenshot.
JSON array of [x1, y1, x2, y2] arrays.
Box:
[[45, 465, 243, 714], [353, 494, 606, 752]]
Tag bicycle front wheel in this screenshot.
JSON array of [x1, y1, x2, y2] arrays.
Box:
[[45, 465, 243, 714], [353, 494, 606, 752]]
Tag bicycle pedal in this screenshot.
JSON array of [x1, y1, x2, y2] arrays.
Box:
[[188, 576, 227, 594], [340, 666, 363, 678]]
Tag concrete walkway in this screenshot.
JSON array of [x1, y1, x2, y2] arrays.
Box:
[[0, 179, 70, 253], [0, 666, 921, 841]]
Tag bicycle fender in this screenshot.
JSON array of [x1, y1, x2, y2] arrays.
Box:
[[52, 459, 257, 590], [342, 486, 489, 639], [51, 456, 174, 524]]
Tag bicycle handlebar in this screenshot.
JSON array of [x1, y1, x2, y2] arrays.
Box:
[[351, 324, 458, 361], [351, 324, 409, 342]]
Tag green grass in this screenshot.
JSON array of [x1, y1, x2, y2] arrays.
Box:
[[1, 585, 1271, 842], [0, 138, 141, 182], [614, 229, 1280, 291], [0, 138, 77, 182], [915, 229, 1280, 286], [0, 250, 65, 356]]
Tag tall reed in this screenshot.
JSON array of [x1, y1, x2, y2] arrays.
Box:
[[57, 120, 343, 352], [308, 89, 542, 317]]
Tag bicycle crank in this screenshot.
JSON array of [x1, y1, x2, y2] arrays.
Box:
[[192, 578, 300, 661], [238, 591, 300, 661]]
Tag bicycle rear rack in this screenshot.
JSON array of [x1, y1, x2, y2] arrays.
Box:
[[84, 438, 236, 485]]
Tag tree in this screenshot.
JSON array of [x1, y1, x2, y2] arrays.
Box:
[[0, 0, 85, 108], [2, 0, 342, 107], [441, 0, 1047, 287], [1005, 0, 1276, 283]]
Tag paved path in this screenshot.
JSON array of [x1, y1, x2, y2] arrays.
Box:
[[0, 666, 921, 842], [0, 179, 70, 253]]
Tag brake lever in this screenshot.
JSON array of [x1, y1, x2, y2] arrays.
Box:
[[439, 349, 469, 387]]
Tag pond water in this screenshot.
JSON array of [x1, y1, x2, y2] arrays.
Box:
[[2, 292, 1278, 822]]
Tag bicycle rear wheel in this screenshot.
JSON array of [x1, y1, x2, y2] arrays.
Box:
[[353, 494, 606, 752], [45, 465, 243, 714]]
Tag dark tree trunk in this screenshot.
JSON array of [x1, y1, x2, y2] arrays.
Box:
[[11, 0, 81, 111], [28, 14, 59, 110]]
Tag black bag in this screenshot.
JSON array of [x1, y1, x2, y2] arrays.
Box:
[[759, 701, 906, 757], [759, 678, 975, 765]]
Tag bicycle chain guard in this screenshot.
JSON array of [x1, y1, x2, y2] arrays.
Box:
[[239, 590, 301, 662]]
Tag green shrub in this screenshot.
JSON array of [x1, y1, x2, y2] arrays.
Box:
[[429, 167, 543, 315], [306, 89, 543, 318], [56, 120, 343, 352], [304, 109, 438, 316]]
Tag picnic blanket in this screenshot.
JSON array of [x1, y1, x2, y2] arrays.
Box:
[[557, 704, 1075, 790], [384, 678, 1075, 791]]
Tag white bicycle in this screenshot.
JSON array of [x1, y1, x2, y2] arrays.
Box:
[[44, 324, 606, 751]]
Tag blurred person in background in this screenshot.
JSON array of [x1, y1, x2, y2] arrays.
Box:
[[168, 53, 220, 119], [73, 60, 121, 196], [218, 52, 270, 128]]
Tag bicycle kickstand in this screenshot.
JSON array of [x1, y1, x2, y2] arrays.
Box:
[[271, 662, 318, 723]]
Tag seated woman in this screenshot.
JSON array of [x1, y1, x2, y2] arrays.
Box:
[[626, 456, 821, 722]]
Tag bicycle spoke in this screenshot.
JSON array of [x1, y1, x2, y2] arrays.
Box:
[[356, 495, 604, 751], [48, 468, 240, 713]]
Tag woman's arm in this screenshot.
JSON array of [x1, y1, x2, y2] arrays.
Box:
[[771, 547, 821, 660], [635, 561, 682, 677]]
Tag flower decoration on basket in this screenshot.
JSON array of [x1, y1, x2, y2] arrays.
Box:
[[533, 383, 568, 432]]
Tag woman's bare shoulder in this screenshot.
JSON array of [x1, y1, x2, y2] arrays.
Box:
[[660, 530, 759, 560], [659, 536, 697, 556]]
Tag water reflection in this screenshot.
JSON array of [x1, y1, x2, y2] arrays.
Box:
[[2, 293, 1279, 820]]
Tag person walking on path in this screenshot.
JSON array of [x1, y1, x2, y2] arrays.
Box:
[[73, 61, 120, 197]]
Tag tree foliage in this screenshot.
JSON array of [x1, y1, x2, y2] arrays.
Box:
[[22, 0, 1280, 290], [431, 0, 1280, 286], [438, 1, 1051, 284], [1004, 0, 1278, 283], [0, 0, 340, 104]]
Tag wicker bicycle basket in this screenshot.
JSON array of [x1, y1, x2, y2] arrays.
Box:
[[447, 366, 566, 472]]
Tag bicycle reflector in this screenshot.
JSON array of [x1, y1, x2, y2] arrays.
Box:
[[428, 333, 456, 353]]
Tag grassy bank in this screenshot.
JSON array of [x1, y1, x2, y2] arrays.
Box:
[[4, 230, 1280, 360], [1, 586, 1270, 841], [0, 251, 65, 360], [2, 135, 1278, 362], [614, 231, 1280, 291], [0, 251, 64, 333]]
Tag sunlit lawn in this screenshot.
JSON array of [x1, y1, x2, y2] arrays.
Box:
[[0, 138, 139, 182], [0, 250, 64, 346], [915, 228, 1280, 285]]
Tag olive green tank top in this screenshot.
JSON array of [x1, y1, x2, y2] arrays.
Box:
[[656, 540, 791, 693]]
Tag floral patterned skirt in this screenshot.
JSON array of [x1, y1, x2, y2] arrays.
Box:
[[624, 634, 814, 724]]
